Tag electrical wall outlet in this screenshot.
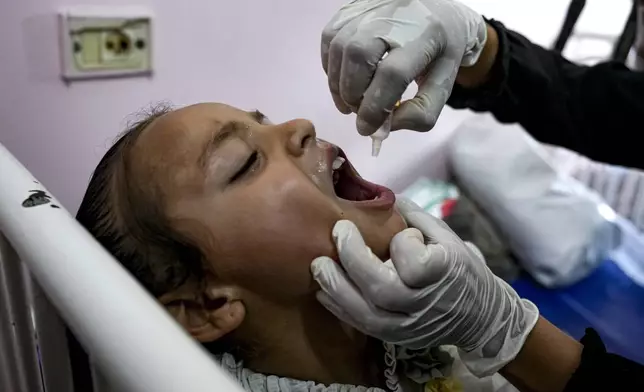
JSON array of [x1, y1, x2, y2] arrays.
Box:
[[58, 6, 153, 81]]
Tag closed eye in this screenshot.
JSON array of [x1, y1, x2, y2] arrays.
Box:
[[230, 151, 258, 183]]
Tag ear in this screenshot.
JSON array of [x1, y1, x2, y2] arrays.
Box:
[[158, 279, 246, 343]]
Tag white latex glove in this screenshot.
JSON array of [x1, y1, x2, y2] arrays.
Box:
[[321, 0, 487, 135], [311, 197, 539, 377]]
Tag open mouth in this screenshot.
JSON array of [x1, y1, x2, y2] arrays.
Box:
[[331, 149, 396, 209]]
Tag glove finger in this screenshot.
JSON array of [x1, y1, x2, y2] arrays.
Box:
[[320, 16, 341, 75], [315, 291, 403, 341], [395, 197, 456, 243], [355, 45, 420, 136], [315, 290, 366, 330], [331, 91, 353, 115], [394, 195, 424, 212], [463, 241, 497, 277], [332, 220, 411, 309], [391, 56, 458, 132], [464, 241, 485, 264], [339, 29, 389, 108], [327, 21, 359, 115], [312, 256, 399, 336], [311, 256, 348, 295], [390, 228, 451, 288], [357, 34, 445, 136], [312, 256, 367, 315]]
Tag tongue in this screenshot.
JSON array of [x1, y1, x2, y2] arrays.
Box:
[[337, 176, 378, 201]]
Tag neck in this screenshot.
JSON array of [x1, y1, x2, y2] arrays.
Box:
[[241, 297, 383, 387]]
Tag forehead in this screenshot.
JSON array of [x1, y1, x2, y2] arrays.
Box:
[[133, 102, 254, 160], [138, 103, 251, 152], [129, 103, 253, 186]]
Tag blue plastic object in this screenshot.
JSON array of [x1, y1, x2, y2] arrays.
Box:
[[512, 260, 644, 364]]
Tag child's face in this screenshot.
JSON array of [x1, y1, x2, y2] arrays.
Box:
[[131, 103, 406, 301]]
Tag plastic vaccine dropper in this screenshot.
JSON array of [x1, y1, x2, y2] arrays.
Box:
[[371, 101, 401, 157]]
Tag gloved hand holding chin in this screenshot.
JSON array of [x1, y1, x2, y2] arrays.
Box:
[[310, 196, 539, 377]]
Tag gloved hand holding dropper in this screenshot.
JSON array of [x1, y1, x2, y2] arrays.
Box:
[[321, 0, 488, 150]]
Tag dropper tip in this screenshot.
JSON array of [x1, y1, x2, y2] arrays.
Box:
[[371, 139, 382, 157]]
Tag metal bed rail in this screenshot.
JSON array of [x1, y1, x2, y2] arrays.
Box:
[[0, 142, 243, 392]]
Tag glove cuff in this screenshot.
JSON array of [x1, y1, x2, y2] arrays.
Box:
[[458, 297, 539, 377], [460, 14, 487, 67]]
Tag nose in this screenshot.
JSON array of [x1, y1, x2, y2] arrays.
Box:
[[276, 119, 317, 156]]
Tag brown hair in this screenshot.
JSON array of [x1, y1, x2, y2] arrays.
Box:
[[76, 104, 203, 297], [76, 105, 252, 360]]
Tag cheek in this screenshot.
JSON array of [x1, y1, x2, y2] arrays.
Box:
[[204, 180, 340, 298]]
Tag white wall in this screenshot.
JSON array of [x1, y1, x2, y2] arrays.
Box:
[[0, 0, 632, 211]]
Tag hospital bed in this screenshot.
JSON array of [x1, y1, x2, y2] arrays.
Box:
[[0, 142, 243, 391]]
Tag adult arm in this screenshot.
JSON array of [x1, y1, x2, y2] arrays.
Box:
[[451, 19, 644, 170], [501, 317, 644, 392], [312, 197, 644, 392]]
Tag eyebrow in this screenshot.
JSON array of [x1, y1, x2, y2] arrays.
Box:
[[198, 110, 267, 167]]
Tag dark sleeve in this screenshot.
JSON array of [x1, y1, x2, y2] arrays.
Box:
[[563, 328, 644, 391], [447, 19, 644, 170]]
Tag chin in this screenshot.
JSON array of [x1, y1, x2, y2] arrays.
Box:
[[364, 208, 407, 261]]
